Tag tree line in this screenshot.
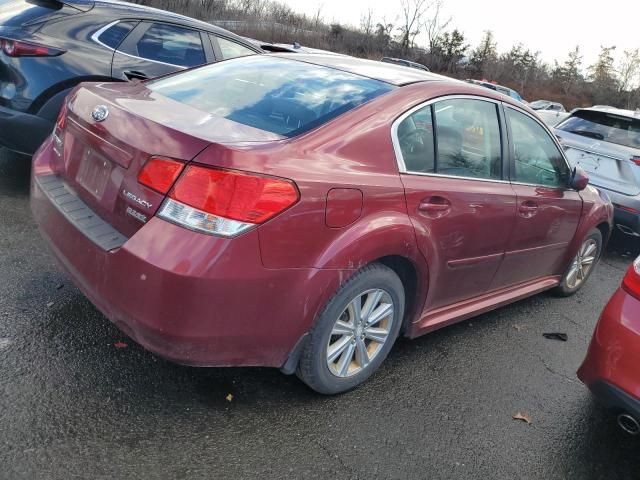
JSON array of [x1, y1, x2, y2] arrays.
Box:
[[129, 0, 640, 110]]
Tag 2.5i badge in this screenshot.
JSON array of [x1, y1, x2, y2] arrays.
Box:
[[126, 206, 147, 223]]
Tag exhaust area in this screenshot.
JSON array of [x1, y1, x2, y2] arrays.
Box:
[[617, 413, 640, 435]]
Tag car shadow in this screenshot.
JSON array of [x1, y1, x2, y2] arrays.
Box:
[[0, 148, 31, 197]]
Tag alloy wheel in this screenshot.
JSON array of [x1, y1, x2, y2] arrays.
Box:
[[326, 288, 395, 378], [566, 238, 598, 289]]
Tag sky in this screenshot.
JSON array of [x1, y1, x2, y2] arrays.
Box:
[[278, 0, 640, 68]]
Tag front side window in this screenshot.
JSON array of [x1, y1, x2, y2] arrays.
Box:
[[216, 36, 256, 59], [507, 107, 570, 187], [148, 55, 394, 137], [135, 23, 205, 68]]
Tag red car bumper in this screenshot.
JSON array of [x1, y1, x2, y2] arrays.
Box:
[[30, 143, 344, 368], [578, 288, 640, 418]]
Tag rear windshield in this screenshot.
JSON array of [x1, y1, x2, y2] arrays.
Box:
[[147, 55, 395, 137], [558, 110, 640, 149], [0, 0, 62, 27]]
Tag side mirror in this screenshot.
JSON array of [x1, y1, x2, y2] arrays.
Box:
[[570, 166, 589, 191]]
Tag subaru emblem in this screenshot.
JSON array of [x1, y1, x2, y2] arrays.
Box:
[[91, 105, 109, 122]]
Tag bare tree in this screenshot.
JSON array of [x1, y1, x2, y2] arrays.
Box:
[[360, 8, 375, 36], [398, 0, 429, 54], [312, 2, 324, 30], [423, 0, 451, 52], [618, 49, 640, 108]]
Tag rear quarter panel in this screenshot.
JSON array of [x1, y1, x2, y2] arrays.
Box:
[[566, 185, 613, 264]]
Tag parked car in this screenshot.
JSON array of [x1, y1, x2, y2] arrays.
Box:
[[465, 79, 524, 103], [554, 107, 640, 236], [31, 54, 612, 394], [243, 38, 341, 55], [381, 57, 430, 72], [578, 255, 640, 435], [529, 100, 566, 112], [536, 109, 570, 128], [0, 0, 261, 155]]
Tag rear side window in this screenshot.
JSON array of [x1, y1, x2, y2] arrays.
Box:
[[434, 99, 502, 179], [396, 98, 502, 180], [396, 105, 435, 172], [216, 36, 256, 59], [507, 107, 570, 187], [97, 21, 137, 49], [0, 0, 62, 26], [135, 23, 205, 68], [148, 56, 394, 137], [558, 110, 640, 149]]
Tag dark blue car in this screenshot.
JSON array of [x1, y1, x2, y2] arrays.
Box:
[[0, 0, 261, 155]]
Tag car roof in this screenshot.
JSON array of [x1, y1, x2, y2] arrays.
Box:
[[94, 0, 259, 47], [273, 54, 445, 86], [578, 106, 640, 118]]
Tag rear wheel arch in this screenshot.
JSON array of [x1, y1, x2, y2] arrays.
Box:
[[375, 255, 425, 335], [595, 222, 610, 250], [34, 76, 117, 120]]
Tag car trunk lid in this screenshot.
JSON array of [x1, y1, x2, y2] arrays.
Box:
[[557, 130, 640, 196], [50, 81, 283, 239]]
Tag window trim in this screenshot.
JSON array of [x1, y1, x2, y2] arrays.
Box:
[[391, 94, 510, 184], [91, 20, 133, 50], [503, 104, 574, 189]]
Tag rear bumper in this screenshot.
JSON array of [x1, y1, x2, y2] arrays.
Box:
[[0, 104, 53, 155], [578, 288, 640, 416], [612, 205, 640, 236], [595, 186, 640, 235], [30, 140, 344, 368], [588, 381, 640, 419]]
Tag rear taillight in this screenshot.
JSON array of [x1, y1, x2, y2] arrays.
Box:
[[138, 157, 185, 194], [631, 156, 640, 166], [52, 101, 69, 157], [622, 257, 640, 300], [0, 38, 63, 57], [157, 165, 299, 237]]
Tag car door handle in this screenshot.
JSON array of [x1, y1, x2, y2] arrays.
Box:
[[418, 196, 451, 215], [123, 70, 149, 81], [518, 201, 539, 217]]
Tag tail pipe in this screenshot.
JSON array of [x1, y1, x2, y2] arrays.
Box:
[[617, 413, 640, 435]]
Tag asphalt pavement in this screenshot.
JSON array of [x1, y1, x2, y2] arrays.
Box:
[[1, 148, 639, 480]]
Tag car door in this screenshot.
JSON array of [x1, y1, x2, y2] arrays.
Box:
[[111, 21, 214, 81], [490, 105, 583, 288], [395, 97, 518, 311]]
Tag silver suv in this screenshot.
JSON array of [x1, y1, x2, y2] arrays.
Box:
[[555, 106, 640, 236]]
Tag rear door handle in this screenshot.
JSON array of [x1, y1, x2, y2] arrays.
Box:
[[123, 70, 149, 81], [418, 196, 451, 216], [519, 201, 539, 217]]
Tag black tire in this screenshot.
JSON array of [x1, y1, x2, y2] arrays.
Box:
[[296, 263, 405, 395], [553, 229, 602, 297]]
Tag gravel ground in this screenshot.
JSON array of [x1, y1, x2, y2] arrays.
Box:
[[1, 148, 639, 479]]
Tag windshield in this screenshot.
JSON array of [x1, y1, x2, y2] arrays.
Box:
[[558, 110, 640, 149], [148, 56, 395, 137], [509, 90, 523, 102]]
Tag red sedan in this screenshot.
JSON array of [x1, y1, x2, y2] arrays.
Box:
[[31, 54, 612, 394], [579, 256, 640, 435]]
